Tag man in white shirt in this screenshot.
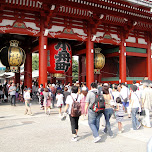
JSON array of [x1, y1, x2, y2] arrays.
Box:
[[9, 82, 16, 106], [120, 83, 129, 113]]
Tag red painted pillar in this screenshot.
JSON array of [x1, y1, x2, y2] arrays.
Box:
[[86, 27, 94, 89], [15, 72, 20, 85], [147, 35, 152, 80], [39, 18, 48, 87], [119, 36, 126, 83], [24, 52, 32, 88], [15, 67, 20, 84]]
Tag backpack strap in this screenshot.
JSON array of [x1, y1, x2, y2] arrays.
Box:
[[71, 95, 78, 102]]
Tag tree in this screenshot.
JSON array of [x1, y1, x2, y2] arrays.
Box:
[[72, 57, 78, 82], [32, 55, 39, 71]]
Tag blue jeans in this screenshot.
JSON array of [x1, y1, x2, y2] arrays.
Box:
[[131, 107, 140, 130], [88, 109, 102, 138], [104, 108, 113, 136]]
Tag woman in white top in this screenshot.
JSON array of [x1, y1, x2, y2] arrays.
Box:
[[130, 85, 141, 130], [64, 86, 81, 142], [56, 89, 63, 116]]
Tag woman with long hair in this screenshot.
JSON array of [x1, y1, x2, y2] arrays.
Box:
[[102, 83, 114, 138]]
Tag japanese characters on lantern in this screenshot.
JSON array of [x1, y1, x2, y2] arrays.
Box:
[[47, 41, 72, 74]]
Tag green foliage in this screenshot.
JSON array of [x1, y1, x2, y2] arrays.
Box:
[[72, 57, 78, 82], [32, 55, 39, 71]]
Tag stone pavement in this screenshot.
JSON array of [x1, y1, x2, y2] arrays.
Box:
[[0, 101, 152, 152]]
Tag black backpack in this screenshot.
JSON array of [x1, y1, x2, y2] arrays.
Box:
[[91, 92, 105, 113]]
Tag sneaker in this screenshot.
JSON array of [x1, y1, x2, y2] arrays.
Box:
[[101, 130, 106, 134], [121, 128, 124, 132], [118, 131, 122, 134], [93, 136, 101, 143], [109, 135, 114, 138], [59, 114, 62, 118], [71, 137, 77, 142], [130, 128, 136, 131], [137, 123, 141, 130], [76, 135, 80, 138], [61, 115, 66, 121]]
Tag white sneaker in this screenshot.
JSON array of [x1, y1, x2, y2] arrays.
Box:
[[118, 131, 122, 134], [101, 130, 106, 134], [71, 137, 77, 142], [121, 128, 124, 132], [59, 114, 62, 117], [137, 123, 141, 130], [93, 136, 101, 143], [109, 135, 114, 138]]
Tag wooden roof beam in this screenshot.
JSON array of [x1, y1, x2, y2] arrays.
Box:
[[47, 0, 152, 24]]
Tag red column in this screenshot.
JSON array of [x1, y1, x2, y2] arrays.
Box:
[[147, 35, 152, 80], [15, 67, 20, 84], [86, 27, 94, 89], [24, 52, 32, 88], [39, 19, 48, 87], [15, 72, 20, 84], [119, 36, 126, 83]]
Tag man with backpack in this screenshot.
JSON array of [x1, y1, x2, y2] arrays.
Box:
[[85, 82, 105, 143]]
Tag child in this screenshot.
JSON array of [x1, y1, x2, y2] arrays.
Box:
[[115, 97, 124, 133], [56, 89, 63, 117]]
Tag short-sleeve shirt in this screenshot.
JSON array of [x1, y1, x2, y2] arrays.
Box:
[[131, 92, 140, 108], [66, 93, 80, 114], [56, 94, 63, 106], [85, 89, 97, 105], [9, 86, 16, 95], [24, 92, 31, 101]]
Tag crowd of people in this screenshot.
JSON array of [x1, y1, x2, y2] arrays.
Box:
[[0, 80, 152, 144]]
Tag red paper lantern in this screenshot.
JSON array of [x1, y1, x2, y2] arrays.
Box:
[[47, 41, 72, 74]]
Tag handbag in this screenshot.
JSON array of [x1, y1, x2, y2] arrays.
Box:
[[140, 109, 146, 116]]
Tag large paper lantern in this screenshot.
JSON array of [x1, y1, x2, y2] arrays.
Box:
[[94, 48, 105, 74], [0, 40, 26, 72], [47, 41, 72, 75]]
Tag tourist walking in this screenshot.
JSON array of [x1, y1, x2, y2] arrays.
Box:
[[130, 85, 141, 130], [56, 89, 64, 117], [102, 83, 114, 138], [8, 82, 16, 106], [24, 88, 33, 115], [0, 85, 4, 103], [120, 83, 129, 113], [38, 84, 44, 109], [43, 88, 49, 114], [114, 97, 124, 133], [64, 86, 81, 142], [63, 86, 70, 105], [85, 82, 102, 143], [80, 86, 88, 120], [142, 83, 152, 128]]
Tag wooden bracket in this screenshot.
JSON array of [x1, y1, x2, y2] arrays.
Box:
[[90, 14, 105, 35], [123, 20, 137, 39]]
